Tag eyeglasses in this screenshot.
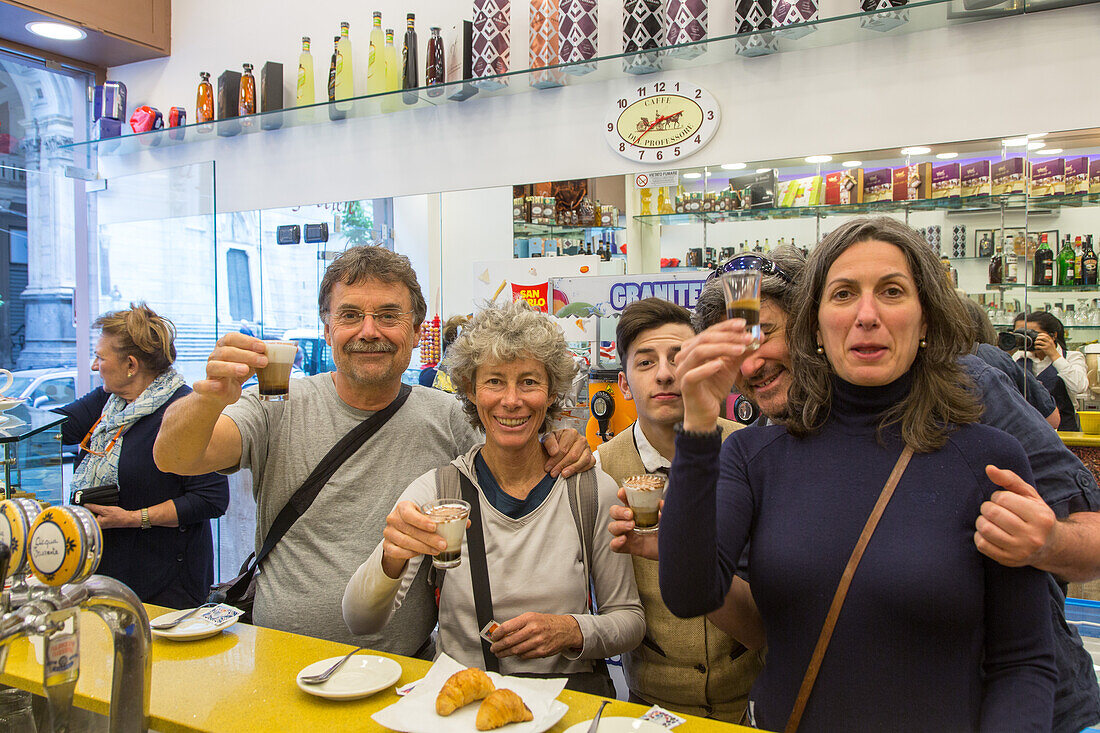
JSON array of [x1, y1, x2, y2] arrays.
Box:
[[327, 309, 412, 329], [706, 254, 794, 284], [79, 415, 126, 457]]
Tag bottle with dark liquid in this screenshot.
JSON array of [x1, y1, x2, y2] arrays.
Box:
[[426, 27, 445, 97], [328, 35, 345, 120], [1083, 235, 1098, 286], [402, 13, 419, 105], [239, 63, 256, 125], [1034, 233, 1054, 286], [988, 244, 1003, 285], [196, 71, 215, 125]]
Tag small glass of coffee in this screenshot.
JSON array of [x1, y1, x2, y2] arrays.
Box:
[[257, 341, 298, 401], [420, 498, 471, 569], [719, 269, 763, 345], [622, 474, 667, 534]]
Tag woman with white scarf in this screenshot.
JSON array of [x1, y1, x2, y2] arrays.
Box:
[[56, 304, 229, 608]]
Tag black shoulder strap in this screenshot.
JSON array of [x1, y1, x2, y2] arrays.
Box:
[[256, 383, 412, 569], [459, 468, 500, 673]]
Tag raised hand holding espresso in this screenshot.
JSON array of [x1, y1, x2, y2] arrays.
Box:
[[257, 341, 298, 401]]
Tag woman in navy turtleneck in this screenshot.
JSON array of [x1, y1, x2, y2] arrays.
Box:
[[661, 217, 1056, 732]]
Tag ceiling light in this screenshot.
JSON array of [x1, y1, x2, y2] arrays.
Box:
[[25, 21, 86, 41], [682, 172, 702, 180], [900, 146, 931, 156], [1002, 137, 1029, 147], [756, 167, 773, 174], [804, 155, 832, 164], [1027, 141, 1046, 150], [721, 163, 746, 170], [841, 160, 862, 168], [1027, 132, 1048, 139], [935, 152, 958, 160], [1043, 148, 1063, 155]]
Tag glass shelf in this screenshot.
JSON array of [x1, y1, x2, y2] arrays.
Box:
[[62, 0, 1024, 158], [637, 193, 1100, 225], [988, 284, 1100, 292], [513, 222, 625, 238]]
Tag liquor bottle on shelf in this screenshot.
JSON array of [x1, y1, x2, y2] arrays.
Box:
[[367, 12, 385, 95], [296, 38, 315, 106], [657, 187, 673, 214], [1058, 235, 1077, 286], [383, 29, 400, 113], [327, 36, 346, 120], [336, 22, 354, 103], [639, 188, 653, 216], [196, 71, 215, 124], [1033, 233, 1054, 286], [988, 243, 1003, 285], [1075, 236, 1084, 286], [402, 13, 419, 105], [1003, 236, 1017, 283], [426, 27, 445, 96], [1083, 235, 1098, 286], [977, 231, 993, 258]]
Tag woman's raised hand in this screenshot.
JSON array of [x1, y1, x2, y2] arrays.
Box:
[[1032, 331, 1060, 361], [676, 319, 756, 433], [380, 501, 448, 579]]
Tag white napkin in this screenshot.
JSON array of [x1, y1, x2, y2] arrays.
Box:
[[372, 653, 569, 733]]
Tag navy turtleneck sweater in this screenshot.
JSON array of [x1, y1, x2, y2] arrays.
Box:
[[660, 373, 1056, 732]]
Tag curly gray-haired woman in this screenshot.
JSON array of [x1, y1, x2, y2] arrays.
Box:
[[343, 300, 643, 694]]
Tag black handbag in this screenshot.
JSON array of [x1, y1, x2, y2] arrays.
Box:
[[70, 483, 120, 507], [209, 384, 412, 623]]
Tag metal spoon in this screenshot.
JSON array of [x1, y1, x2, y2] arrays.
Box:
[[587, 700, 610, 733], [150, 603, 219, 630], [299, 646, 366, 685]]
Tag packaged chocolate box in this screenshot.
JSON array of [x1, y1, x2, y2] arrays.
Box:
[[825, 169, 863, 205], [1029, 157, 1065, 197], [1090, 159, 1100, 195], [893, 163, 931, 201], [730, 170, 777, 209], [931, 163, 961, 199], [1066, 157, 1090, 195], [991, 158, 1027, 195], [960, 160, 991, 197], [863, 168, 893, 203]]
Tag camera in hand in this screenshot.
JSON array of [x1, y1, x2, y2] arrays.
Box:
[[997, 328, 1041, 353]]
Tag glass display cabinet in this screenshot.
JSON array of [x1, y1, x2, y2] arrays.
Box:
[[0, 404, 65, 506]]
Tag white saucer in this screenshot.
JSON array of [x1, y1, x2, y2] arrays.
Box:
[[150, 608, 240, 641], [561, 718, 666, 733], [296, 654, 403, 700]]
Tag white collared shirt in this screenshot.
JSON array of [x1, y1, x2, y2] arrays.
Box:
[[1013, 347, 1089, 399], [593, 421, 671, 474]]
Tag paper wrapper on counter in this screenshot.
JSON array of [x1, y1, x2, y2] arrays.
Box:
[[623, 0, 665, 74], [773, 0, 817, 39], [560, 0, 598, 74], [960, 160, 991, 197], [734, 0, 777, 57], [665, 0, 708, 60], [1030, 157, 1066, 197], [473, 0, 511, 90], [860, 0, 908, 32], [530, 0, 565, 88]]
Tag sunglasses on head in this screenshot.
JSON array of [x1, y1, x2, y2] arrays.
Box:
[[706, 254, 794, 284]]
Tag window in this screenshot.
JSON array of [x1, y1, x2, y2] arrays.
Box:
[[29, 377, 75, 409], [226, 248, 253, 322]]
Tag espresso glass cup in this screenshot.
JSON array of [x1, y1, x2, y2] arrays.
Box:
[[421, 499, 471, 569], [257, 341, 297, 401], [720, 269, 763, 345], [622, 474, 667, 534]]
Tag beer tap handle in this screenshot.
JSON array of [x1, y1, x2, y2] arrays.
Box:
[[42, 607, 80, 733]]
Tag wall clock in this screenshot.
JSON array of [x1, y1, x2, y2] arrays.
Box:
[[604, 81, 720, 163]]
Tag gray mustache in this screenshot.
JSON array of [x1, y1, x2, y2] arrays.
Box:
[[344, 340, 397, 355]]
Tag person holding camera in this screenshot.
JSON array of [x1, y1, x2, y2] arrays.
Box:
[[1011, 312, 1088, 432]]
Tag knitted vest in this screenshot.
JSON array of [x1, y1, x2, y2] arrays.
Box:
[[597, 420, 763, 722]]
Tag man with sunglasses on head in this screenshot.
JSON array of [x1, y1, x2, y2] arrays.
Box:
[[153, 246, 594, 655], [690, 247, 1100, 733]]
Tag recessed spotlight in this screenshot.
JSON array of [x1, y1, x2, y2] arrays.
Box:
[[1042, 148, 1063, 155], [900, 146, 931, 156], [804, 155, 832, 164], [1027, 132, 1048, 139], [682, 173, 702, 180], [1002, 137, 1029, 147], [1028, 141, 1046, 150], [756, 167, 773, 174], [935, 152, 958, 160], [25, 21, 86, 41], [841, 160, 862, 168], [721, 163, 747, 170]]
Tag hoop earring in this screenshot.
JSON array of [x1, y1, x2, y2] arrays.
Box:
[[919, 338, 928, 349]]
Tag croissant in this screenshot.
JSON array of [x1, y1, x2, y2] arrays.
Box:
[[435, 667, 495, 716], [475, 689, 533, 730]]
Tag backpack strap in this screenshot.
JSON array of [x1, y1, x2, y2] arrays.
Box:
[[430, 464, 463, 597], [566, 469, 599, 613]]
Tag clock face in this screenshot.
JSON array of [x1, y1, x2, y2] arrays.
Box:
[[605, 81, 720, 163]]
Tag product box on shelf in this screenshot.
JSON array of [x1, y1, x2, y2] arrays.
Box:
[[892, 163, 931, 201], [931, 162, 961, 199], [260, 62, 283, 130], [446, 21, 479, 101], [560, 0, 598, 73], [960, 160, 991, 197], [530, 0, 565, 88], [473, 0, 511, 90], [665, 0, 708, 61], [1066, 156, 1090, 195], [780, 176, 823, 207], [514, 197, 526, 221], [217, 70, 241, 120], [1089, 159, 1100, 195], [599, 205, 619, 226], [991, 158, 1027, 195], [863, 168, 893, 203], [1029, 157, 1065, 197], [730, 170, 777, 209], [825, 169, 863, 205]]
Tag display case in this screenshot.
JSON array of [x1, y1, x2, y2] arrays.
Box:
[[0, 404, 66, 506]]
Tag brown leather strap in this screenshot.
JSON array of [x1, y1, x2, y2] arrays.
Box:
[[784, 444, 914, 733]]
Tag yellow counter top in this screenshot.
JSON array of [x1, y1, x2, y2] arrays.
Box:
[[1057, 431, 1100, 447], [0, 604, 749, 732]]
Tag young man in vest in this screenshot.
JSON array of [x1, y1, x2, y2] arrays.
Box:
[[596, 297, 762, 723]]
